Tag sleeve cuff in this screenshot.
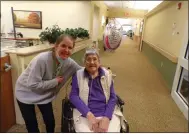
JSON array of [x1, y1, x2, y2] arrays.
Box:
[[52, 78, 58, 86], [104, 112, 113, 120], [82, 108, 90, 117]]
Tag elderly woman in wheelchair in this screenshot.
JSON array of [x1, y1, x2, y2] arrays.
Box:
[[69, 49, 127, 132]]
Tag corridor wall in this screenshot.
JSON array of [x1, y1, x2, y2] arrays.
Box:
[[141, 1, 188, 91]]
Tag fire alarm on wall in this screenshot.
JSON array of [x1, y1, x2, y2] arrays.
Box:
[[125, 12, 130, 17], [177, 2, 182, 10]]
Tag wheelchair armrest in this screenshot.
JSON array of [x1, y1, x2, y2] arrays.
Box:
[[116, 95, 125, 106], [68, 100, 76, 108]]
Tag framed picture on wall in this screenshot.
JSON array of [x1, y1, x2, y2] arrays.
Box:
[[13, 10, 42, 29]]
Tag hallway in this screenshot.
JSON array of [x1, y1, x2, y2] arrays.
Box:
[[7, 36, 188, 133], [100, 36, 188, 132], [1, 0, 188, 132]]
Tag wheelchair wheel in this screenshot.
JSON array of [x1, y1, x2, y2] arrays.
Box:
[[120, 120, 129, 133]]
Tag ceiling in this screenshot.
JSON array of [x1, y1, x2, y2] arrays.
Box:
[[104, 1, 163, 11]]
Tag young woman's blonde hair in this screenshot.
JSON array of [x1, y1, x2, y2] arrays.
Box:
[[51, 34, 76, 52], [55, 34, 76, 47]]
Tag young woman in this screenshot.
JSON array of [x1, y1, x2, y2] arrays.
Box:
[[15, 34, 82, 132]]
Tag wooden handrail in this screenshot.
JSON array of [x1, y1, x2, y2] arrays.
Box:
[[143, 40, 178, 63]]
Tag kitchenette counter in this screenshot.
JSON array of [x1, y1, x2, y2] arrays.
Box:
[[1, 37, 40, 40], [5, 38, 91, 56], [5, 44, 53, 56]]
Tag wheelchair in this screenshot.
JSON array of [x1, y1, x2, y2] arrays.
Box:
[[61, 69, 129, 133]]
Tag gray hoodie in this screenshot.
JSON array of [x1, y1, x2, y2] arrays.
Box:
[[15, 51, 82, 104]]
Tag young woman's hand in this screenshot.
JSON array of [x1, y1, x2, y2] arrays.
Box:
[[56, 76, 64, 84], [86, 112, 99, 132], [98, 117, 110, 132]]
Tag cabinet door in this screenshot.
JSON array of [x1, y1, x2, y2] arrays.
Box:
[[0, 55, 16, 132]]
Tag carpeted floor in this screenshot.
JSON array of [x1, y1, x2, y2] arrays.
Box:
[[8, 36, 188, 132]]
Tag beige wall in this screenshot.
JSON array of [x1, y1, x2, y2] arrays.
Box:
[[108, 8, 148, 19], [90, 1, 108, 40], [143, 1, 188, 57], [1, 1, 91, 38]]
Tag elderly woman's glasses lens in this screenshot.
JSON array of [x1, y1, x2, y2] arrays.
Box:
[[85, 59, 98, 63]]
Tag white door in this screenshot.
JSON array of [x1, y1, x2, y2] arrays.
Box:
[[171, 22, 188, 120]]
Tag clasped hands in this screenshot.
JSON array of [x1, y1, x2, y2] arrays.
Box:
[[86, 112, 110, 132]]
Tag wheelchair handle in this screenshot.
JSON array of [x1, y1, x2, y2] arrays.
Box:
[[116, 95, 125, 106]]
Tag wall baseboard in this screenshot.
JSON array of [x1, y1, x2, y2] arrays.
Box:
[[142, 40, 177, 91], [143, 40, 178, 63]]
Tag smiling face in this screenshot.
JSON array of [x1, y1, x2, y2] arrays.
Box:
[[55, 36, 74, 60], [84, 53, 100, 75]]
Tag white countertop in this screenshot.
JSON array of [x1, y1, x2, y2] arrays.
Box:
[[5, 45, 53, 56], [5, 39, 91, 56]]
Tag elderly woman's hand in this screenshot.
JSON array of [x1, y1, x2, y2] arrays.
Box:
[[86, 112, 99, 132], [98, 117, 110, 132]]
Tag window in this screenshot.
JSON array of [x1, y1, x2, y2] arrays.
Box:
[[177, 68, 189, 105]]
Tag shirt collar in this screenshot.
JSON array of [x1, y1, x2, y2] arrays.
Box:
[[84, 67, 105, 79]]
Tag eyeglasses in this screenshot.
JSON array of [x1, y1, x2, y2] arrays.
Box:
[[85, 58, 98, 64]]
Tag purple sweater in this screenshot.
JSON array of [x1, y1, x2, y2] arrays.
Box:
[[69, 68, 117, 120]]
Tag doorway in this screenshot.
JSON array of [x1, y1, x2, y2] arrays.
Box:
[[92, 5, 100, 44]]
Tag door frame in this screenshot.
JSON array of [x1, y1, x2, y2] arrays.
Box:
[[139, 17, 146, 51], [92, 5, 100, 42], [171, 21, 188, 120]]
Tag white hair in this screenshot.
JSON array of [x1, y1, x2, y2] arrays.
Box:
[[82, 48, 100, 63]]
